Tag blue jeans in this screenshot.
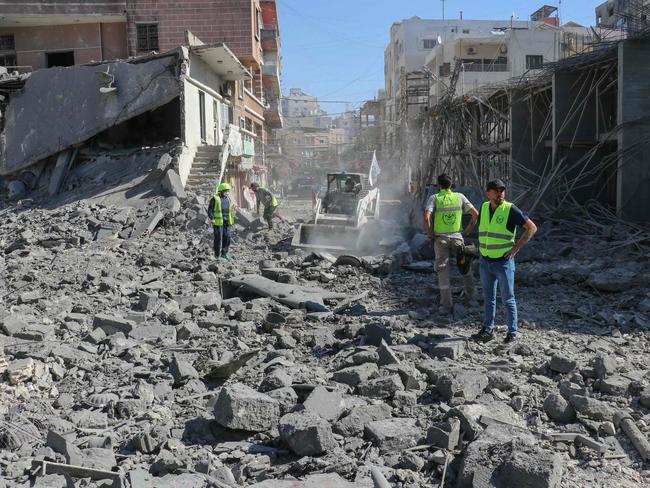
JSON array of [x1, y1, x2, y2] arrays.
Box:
[[213, 225, 231, 257], [480, 257, 518, 334]]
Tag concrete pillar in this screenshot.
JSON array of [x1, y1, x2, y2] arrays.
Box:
[[617, 40, 650, 222]]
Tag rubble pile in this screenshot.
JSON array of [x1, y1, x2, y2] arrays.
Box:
[[1, 189, 650, 488]]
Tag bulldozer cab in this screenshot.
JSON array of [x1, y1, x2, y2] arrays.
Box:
[[322, 173, 365, 215]]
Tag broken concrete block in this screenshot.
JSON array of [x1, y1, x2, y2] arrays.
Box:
[[593, 353, 617, 379], [543, 393, 576, 423], [365, 417, 423, 451], [447, 402, 523, 442], [164, 196, 181, 213], [279, 411, 337, 456], [333, 403, 392, 437], [303, 386, 344, 422], [357, 374, 404, 399], [47, 430, 85, 466], [377, 339, 400, 366], [569, 395, 615, 421], [430, 338, 467, 360], [266, 386, 298, 415], [162, 169, 186, 200], [549, 354, 577, 373], [1, 314, 53, 341], [427, 418, 461, 450], [7, 358, 35, 385], [435, 368, 488, 404], [332, 363, 378, 387], [169, 354, 199, 386], [259, 368, 293, 393], [92, 314, 134, 336], [499, 449, 563, 488], [131, 210, 164, 238], [214, 384, 279, 432], [598, 375, 631, 396], [191, 291, 222, 311], [364, 322, 392, 346]]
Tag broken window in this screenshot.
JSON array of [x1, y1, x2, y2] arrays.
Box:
[[136, 24, 159, 52], [526, 55, 544, 69], [0, 34, 15, 51], [439, 62, 451, 77], [46, 51, 75, 68]]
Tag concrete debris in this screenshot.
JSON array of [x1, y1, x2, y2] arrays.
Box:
[[0, 190, 647, 488]]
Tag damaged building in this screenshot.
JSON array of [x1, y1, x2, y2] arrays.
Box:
[[0, 40, 250, 202], [0, 0, 284, 205]]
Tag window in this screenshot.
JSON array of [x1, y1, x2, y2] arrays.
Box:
[[46, 51, 74, 67], [255, 7, 262, 39], [439, 62, 451, 77], [238, 80, 245, 100], [462, 29, 470, 34], [136, 23, 159, 52], [422, 39, 436, 49], [526, 55, 544, 69], [0, 34, 15, 51], [0, 54, 16, 67]]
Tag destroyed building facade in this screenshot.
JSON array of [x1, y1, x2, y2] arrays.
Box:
[[0, 0, 283, 204]]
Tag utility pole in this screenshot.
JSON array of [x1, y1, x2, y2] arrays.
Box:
[[441, 0, 445, 20]]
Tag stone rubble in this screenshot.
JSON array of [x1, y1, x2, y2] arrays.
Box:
[[0, 182, 649, 488]]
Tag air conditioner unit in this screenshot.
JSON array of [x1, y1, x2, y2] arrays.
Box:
[[467, 47, 477, 55], [499, 45, 508, 54]]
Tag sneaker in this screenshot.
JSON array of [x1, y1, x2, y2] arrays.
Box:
[[221, 252, 231, 261], [438, 305, 454, 316], [471, 328, 495, 343], [503, 332, 519, 344]]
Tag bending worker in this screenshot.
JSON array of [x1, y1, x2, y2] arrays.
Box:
[[424, 174, 478, 314], [472, 179, 537, 344], [250, 182, 282, 230], [208, 182, 234, 260]]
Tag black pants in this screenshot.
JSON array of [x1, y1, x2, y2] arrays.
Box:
[[213, 225, 231, 257], [263, 205, 278, 229]]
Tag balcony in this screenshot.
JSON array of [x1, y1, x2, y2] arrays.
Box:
[[461, 63, 510, 72], [0, 0, 127, 20], [264, 96, 283, 129], [261, 24, 279, 52]]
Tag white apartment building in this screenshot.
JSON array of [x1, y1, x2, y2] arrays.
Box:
[[425, 27, 560, 104]]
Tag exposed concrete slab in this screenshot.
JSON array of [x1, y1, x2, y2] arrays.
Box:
[[0, 53, 181, 176]]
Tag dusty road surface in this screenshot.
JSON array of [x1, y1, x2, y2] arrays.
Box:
[[1, 189, 650, 488]]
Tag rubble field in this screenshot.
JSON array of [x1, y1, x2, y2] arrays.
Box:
[[1, 188, 650, 488]]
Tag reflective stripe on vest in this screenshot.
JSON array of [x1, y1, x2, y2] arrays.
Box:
[[260, 188, 278, 207], [478, 201, 515, 258], [433, 190, 462, 234], [211, 195, 234, 226]]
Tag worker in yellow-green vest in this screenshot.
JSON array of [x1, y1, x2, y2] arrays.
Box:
[[472, 179, 537, 344], [250, 182, 283, 230], [208, 182, 235, 260], [423, 174, 479, 314]]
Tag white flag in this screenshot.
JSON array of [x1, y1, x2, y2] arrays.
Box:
[[368, 150, 381, 187]]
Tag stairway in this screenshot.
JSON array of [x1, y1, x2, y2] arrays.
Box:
[[185, 145, 222, 196]]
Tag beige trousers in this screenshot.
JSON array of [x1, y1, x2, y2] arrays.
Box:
[[434, 236, 476, 307]]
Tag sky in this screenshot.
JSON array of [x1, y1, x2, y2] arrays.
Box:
[[278, 0, 603, 115]]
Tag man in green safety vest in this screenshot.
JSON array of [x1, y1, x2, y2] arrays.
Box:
[[472, 179, 537, 344], [424, 174, 479, 313], [207, 182, 235, 260], [250, 182, 282, 230]]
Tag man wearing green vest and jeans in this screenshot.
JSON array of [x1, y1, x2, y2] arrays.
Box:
[[424, 174, 479, 313], [208, 183, 235, 260], [472, 179, 537, 344], [250, 182, 281, 230]]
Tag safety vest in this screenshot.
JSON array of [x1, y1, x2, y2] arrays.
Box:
[[433, 189, 462, 234], [478, 201, 515, 258], [259, 188, 278, 207], [211, 195, 234, 226]]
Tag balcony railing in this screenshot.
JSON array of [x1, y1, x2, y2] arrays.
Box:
[[462, 63, 510, 72]]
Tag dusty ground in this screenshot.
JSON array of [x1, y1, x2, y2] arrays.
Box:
[[1, 189, 649, 487]]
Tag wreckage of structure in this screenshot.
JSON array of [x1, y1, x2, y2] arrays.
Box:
[[409, 22, 650, 224], [0, 42, 249, 203]]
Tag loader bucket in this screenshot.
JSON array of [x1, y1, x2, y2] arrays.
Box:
[[292, 223, 362, 253]]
